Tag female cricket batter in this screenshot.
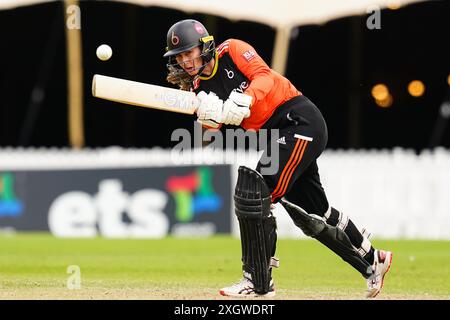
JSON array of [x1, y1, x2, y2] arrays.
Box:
[[163, 19, 392, 298]]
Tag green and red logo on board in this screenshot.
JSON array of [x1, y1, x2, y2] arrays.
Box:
[[166, 167, 222, 222], [0, 173, 23, 217]]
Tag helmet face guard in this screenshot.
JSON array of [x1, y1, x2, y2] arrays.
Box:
[[166, 39, 215, 74]]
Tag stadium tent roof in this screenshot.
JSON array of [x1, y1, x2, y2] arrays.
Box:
[[105, 0, 424, 29], [1, 0, 425, 73], [0, 0, 54, 10], [1, 0, 423, 29]]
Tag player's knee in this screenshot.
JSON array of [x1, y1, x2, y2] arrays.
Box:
[[279, 198, 325, 237]]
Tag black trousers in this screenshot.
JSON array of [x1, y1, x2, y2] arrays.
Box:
[[257, 95, 329, 216]]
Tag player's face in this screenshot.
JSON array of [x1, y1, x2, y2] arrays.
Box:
[[175, 47, 203, 76]]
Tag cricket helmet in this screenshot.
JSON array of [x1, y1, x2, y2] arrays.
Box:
[[163, 19, 215, 73]]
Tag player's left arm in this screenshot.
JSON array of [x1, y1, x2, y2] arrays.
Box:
[[219, 39, 274, 126]]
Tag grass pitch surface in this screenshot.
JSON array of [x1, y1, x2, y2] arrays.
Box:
[[0, 233, 449, 299]]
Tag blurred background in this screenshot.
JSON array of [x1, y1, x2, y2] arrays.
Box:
[[0, 0, 448, 149], [0, 0, 449, 240]]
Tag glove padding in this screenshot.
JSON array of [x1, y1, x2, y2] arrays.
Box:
[[221, 91, 252, 126], [196, 91, 223, 128]]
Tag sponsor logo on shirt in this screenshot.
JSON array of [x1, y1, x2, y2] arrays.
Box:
[[242, 50, 256, 62]]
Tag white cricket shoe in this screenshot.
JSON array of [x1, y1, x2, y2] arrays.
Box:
[[366, 249, 393, 298], [219, 272, 276, 298]]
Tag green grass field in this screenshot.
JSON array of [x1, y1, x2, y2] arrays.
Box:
[[0, 233, 449, 299]]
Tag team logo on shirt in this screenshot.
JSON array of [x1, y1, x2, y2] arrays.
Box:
[[242, 50, 256, 62], [224, 68, 234, 79]]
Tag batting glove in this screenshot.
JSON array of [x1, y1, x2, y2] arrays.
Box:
[[221, 91, 252, 126], [196, 91, 223, 128]]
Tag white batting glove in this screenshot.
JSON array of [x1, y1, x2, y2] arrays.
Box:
[[196, 91, 223, 127], [221, 91, 252, 126]]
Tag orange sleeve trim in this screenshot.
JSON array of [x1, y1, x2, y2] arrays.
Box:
[[217, 40, 231, 58]]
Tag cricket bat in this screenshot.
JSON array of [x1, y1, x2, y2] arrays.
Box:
[[92, 74, 199, 115]]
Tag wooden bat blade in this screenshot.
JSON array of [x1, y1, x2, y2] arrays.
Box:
[[92, 74, 198, 114]]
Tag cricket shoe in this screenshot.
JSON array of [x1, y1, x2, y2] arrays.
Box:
[[366, 249, 393, 298], [219, 272, 276, 298]]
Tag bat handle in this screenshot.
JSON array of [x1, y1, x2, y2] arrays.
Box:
[[197, 119, 221, 129]]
